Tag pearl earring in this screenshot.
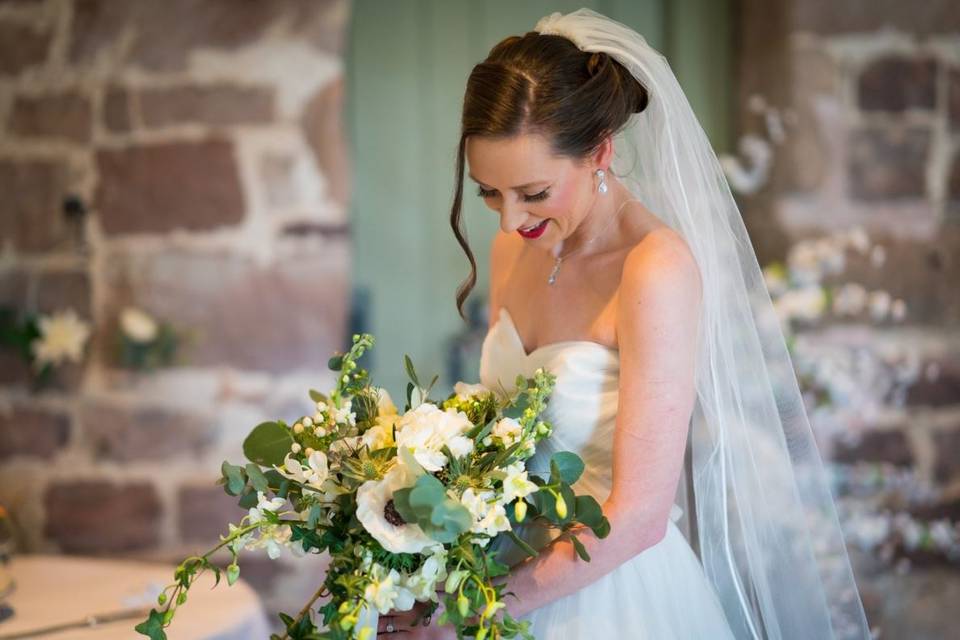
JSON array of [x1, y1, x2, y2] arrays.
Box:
[[595, 168, 608, 194]]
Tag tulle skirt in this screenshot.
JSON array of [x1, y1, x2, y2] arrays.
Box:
[[495, 518, 736, 639]]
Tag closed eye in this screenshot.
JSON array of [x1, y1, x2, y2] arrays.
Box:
[[476, 186, 550, 202]]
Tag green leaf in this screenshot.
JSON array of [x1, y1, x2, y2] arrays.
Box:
[[404, 354, 421, 386], [307, 504, 322, 529], [504, 529, 538, 558], [244, 463, 269, 493], [328, 354, 343, 370], [570, 534, 591, 561], [308, 389, 328, 404], [573, 495, 603, 529], [238, 489, 258, 509], [134, 609, 168, 640], [593, 516, 611, 539], [242, 421, 294, 467], [392, 474, 471, 543], [549, 452, 584, 485], [221, 462, 246, 495]]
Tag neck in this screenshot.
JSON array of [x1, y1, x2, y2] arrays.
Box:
[[553, 179, 632, 260]]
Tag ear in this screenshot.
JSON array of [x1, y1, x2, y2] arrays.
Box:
[[591, 134, 615, 171]]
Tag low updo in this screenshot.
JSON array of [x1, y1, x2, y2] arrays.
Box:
[[451, 31, 650, 319]]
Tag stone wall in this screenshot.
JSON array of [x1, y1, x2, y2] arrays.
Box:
[[736, 1, 960, 637], [0, 0, 351, 619]]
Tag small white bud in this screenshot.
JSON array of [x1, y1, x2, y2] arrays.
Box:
[[314, 426, 327, 437], [316, 401, 327, 412], [293, 423, 304, 434], [291, 442, 302, 453], [302, 416, 314, 427], [305, 447, 315, 456]]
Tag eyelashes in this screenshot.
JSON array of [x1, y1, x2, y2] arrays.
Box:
[[476, 186, 550, 202]]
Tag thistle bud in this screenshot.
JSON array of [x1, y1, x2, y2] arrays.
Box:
[[555, 495, 568, 519]]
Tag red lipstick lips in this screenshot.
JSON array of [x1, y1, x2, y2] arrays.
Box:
[[517, 220, 548, 239]]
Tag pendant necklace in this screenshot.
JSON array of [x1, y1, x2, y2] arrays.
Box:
[[547, 198, 635, 285]]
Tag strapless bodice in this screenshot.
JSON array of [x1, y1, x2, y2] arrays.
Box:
[[479, 306, 623, 502]]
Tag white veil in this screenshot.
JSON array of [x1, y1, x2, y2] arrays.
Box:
[[533, 9, 871, 640]]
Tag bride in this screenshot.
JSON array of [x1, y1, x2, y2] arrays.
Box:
[[377, 8, 871, 639]]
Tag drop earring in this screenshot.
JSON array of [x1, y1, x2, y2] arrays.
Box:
[[595, 168, 608, 194]]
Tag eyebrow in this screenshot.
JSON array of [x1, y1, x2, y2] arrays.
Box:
[[467, 173, 550, 190]]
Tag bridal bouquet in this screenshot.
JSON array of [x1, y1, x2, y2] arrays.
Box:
[[136, 334, 610, 640]]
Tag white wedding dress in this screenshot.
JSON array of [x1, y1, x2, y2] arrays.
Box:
[[480, 306, 736, 639]]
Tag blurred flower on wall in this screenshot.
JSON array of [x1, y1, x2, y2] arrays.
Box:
[[0, 306, 91, 388], [116, 306, 183, 371]]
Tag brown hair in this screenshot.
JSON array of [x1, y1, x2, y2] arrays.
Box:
[[451, 32, 649, 319]]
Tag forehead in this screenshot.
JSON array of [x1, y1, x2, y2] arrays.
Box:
[[465, 133, 569, 186]]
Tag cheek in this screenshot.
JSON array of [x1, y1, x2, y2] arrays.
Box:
[[542, 182, 579, 224]]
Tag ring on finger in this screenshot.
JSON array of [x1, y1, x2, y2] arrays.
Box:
[[385, 622, 396, 633]]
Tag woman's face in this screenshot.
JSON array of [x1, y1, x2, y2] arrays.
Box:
[[465, 133, 597, 247]]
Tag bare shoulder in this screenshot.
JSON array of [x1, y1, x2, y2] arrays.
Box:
[[619, 226, 702, 311]]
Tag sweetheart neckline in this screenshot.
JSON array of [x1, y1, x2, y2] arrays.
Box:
[[492, 306, 619, 359]]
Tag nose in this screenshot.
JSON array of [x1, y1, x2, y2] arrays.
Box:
[[498, 199, 528, 234]]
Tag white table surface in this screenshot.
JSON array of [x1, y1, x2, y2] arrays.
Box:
[[0, 554, 272, 639]]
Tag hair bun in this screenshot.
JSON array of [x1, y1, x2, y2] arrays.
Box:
[[586, 51, 606, 77]]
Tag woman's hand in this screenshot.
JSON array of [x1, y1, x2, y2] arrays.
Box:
[[399, 599, 456, 640]]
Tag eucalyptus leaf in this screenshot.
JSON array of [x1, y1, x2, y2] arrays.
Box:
[[245, 463, 270, 493], [221, 461, 246, 495], [308, 389, 328, 404], [242, 421, 294, 467], [573, 495, 603, 529], [549, 452, 585, 485]]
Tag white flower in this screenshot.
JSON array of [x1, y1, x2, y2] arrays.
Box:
[[832, 283, 868, 316], [334, 399, 356, 426], [491, 417, 522, 448], [364, 563, 415, 614], [395, 404, 474, 472], [257, 524, 300, 560], [460, 488, 511, 537], [31, 309, 91, 369], [453, 381, 490, 400], [868, 290, 892, 321], [273, 451, 328, 492], [119, 306, 158, 343], [249, 491, 285, 524], [890, 298, 907, 322], [356, 464, 437, 554], [846, 227, 870, 254], [501, 462, 538, 504], [774, 285, 827, 325], [403, 548, 448, 602]]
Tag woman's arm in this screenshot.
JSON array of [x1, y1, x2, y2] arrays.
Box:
[[495, 228, 704, 619]]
